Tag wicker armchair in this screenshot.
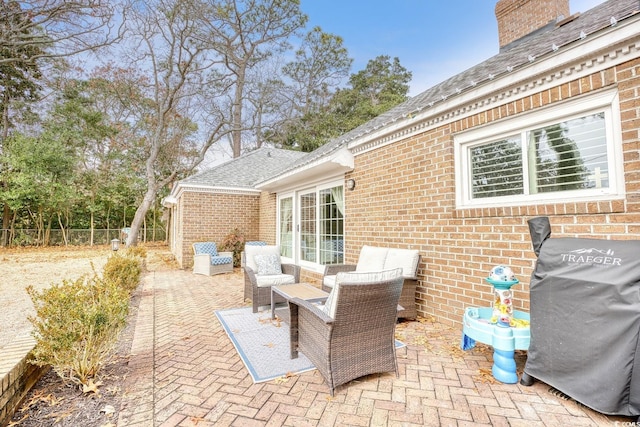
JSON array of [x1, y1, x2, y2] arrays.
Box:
[[322, 246, 421, 319], [289, 269, 404, 396], [243, 244, 301, 313]]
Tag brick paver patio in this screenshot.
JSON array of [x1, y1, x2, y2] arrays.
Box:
[[116, 267, 634, 426]]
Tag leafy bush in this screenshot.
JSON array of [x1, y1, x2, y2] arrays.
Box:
[[219, 228, 245, 267], [27, 275, 129, 387], [125, 245, 147, 262], [103, 251, 143, 293]]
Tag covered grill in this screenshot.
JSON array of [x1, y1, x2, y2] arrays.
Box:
[[522, 216, 640, 416]]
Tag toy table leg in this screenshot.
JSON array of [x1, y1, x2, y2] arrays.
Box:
[[462, 307, 529, 384], [490, 324, 518, 383]]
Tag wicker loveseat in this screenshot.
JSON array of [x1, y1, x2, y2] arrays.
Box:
[[192, 242, 234, 276], [322, 245, 421, 319], [243, 244, 301, 313], [289, 269, 404, 395]]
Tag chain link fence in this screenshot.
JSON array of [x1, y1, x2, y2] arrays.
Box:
[[0, 228, 166, 247]]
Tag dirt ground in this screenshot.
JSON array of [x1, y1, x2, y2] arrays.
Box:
[[2, 243, 179, 427]]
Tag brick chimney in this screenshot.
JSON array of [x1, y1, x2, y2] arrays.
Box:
[[495, 0, 570, 48]]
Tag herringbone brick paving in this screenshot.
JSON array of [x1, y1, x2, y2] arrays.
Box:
[[117, 265, 635, 426]]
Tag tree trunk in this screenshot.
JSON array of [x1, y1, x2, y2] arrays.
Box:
[[126, 188, 156, 247], [90, 210, 94, 246], [2, 204, 10, 246], [231, 69, 246, 158], [57, 213, 68, 246]]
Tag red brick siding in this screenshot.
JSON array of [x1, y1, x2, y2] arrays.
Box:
[[176, 191, 260, 268], [339, 60, 640, 326], [258, 192, 277, 244]]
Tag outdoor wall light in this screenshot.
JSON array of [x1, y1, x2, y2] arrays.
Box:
[[346, 178, 356, 191], [111, 238, 120, 251]]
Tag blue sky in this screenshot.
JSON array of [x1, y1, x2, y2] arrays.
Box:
[[300, 0, 607, 96]]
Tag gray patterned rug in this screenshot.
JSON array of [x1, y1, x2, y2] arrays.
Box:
[[215, 307, 316, 383], [215, 306, 406, 384]]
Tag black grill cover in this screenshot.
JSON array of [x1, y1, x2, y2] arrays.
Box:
[[524, 216, 640, 416]]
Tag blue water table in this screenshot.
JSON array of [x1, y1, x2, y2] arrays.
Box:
[[461, 266, 530, 383]]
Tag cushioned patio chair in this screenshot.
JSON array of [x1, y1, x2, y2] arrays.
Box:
[[192, 242, 233, 276], [243, 244, 301, 313], [240, 241, 267, 267], [289, 268, 404, 396], [322, 245, 421, 319]]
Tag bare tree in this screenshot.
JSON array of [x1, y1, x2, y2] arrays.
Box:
[[195, 0, 307, 158], [0, 0, 127, 65], [120, 0, 232, 245]]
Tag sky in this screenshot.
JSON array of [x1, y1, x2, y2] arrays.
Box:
[[299, 0, 607, 96]]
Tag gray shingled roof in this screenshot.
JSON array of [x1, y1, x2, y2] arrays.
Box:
[[263, 0, 640, 183], [179, 147, 307, 189]]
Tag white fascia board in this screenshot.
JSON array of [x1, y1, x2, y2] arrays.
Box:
[[161, 195, 178, 207], [170, 183, 261, 201], [256, 147, 354, 192]]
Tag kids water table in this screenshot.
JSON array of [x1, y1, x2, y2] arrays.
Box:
[[461, 307, 530, 383]]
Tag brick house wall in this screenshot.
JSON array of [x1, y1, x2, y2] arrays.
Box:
[[175, 190, 261, 268], [330, 58, 639, 326], [258, 191, 277, 244]]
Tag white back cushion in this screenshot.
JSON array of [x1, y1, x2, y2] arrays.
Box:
[[323, 268, 402, 318], [384, 248, 420, 278], [245, 245, 280, 272], [355, 245, 388, 272], [322, 275, 337, 289]]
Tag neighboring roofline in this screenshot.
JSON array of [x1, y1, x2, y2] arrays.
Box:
[[163, 184, 261, 207]]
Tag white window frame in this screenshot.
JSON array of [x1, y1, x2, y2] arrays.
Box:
[[454, 89, 624, 209]]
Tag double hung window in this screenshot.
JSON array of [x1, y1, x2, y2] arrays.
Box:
[[455, 91, 622, 207]]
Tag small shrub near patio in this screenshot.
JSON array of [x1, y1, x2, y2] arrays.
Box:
[[125, 245, 148, 263], [27, 247, 146, 389], [220, 228, 245, 267], [27, 275, 130, 387], [103, 250, 144, 293]]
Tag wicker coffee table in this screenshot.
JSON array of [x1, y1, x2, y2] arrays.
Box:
[[270, 283, 329, 323]]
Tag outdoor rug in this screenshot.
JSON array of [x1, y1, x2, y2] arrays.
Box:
[[215, 306, 406, 383]]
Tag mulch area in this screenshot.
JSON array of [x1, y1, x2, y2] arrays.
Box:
[[9, 288, 141, 427], [5, 244, 176, 427]]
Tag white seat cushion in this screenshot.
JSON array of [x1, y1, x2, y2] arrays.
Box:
[[355, 245, 389, 272], [384, 248, 420, 277], [255, 274, 296, 288]]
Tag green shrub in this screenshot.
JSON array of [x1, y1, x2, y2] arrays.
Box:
[[27, 275, 129, 387], [125, 245, 147, 263], [219, 228, 245, 267], [103, 252, 143, 293]]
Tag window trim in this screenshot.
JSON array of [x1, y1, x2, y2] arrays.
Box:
[[454, 89, 624, 209]]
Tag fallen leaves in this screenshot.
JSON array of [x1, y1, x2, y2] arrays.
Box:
[[258, 316, 282, 328], [82, 379, 103, 395], [274, 372, 294, 384], [474, 368, 499, 384]]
